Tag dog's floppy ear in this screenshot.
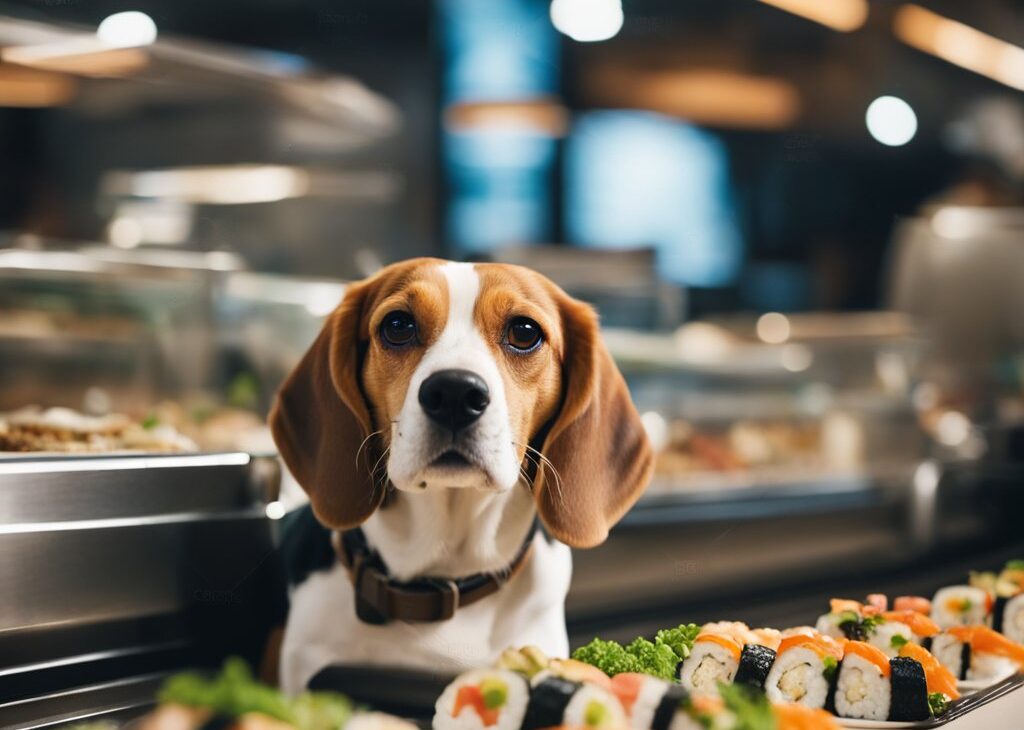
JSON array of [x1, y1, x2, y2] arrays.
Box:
[[534, 294, 653, 548], [269, 281, 384, 529]]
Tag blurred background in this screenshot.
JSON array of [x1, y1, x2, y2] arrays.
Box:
[[2, 0, 1024, 725]]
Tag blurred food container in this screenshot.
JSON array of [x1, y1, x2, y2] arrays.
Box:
[[607, 311, 926, 501], [890, 206, 1024, 407], [0, 245, 243, 416]]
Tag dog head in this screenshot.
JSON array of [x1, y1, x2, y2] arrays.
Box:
[[270, 258, 652, 547]]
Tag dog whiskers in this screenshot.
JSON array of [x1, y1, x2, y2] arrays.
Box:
[[355, 429, 384, 470], [513, 441, 565, 512]]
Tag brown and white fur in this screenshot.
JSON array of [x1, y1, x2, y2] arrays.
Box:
[[270, 258, 653, 694]]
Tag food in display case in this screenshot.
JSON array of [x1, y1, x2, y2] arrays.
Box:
[[0, 406, 197, 453]]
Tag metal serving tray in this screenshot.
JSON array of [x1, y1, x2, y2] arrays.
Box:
[[0, 452, 284, 717]]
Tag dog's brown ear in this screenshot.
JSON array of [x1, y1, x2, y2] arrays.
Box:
[[269, 281, 384, 529], [534, 295, 653, 548]]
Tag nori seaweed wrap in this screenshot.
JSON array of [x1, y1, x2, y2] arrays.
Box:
[[522, 676, 577, 730], [733, 644, 777, 688], [889, 656, 930, 722], [651, 684, 691, 730]]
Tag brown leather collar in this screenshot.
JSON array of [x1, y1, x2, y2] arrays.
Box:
[[334, 521, 537, 625]]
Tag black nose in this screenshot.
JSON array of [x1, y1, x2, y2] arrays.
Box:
[[418, 369, 490, 433]]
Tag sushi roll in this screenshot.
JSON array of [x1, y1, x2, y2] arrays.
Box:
[[434, 669, 530, 730], [764, 633, 843, 708], [833, 641, 892, 721], [888, 657, 930, 722], [677, 634, 741, 694], [522, 675, 627, 730], [995, 592, 1024, 645], [869, 621, 916, 658], [608, 674, 690, 730], [930, 632, 973, 681], [732, 644, 777, 689], [934, 626, 1024, 683], [931, 586, 992, 629]]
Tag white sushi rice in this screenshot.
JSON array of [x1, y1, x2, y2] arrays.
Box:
[[433, 669, 529, 730], [667, 710, 706, 730], [930, 632, 966, 679], [1001, 594, 1024, 645], [834, 653, 891, 721], [814, 614, 846, 640], [562, 684, 627, 728], [764, 646, 832, 708], [869, 622, 916, 658], [627, 677, 673, 730], [932, 586, 990, 629], [969, 653, 1018, 683], [678, 641, 739, 695]]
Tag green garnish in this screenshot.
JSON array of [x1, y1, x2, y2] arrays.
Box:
[[572, 633, 684, 680], [141, 414, 159, 430], [838, 612, 884, 640], [227, 372, 260, 410], [891, 634, 909, 649], [625, 637, 679, 681], [584, 700, 608, 727], [159, 657, 292, 721], [928, 692, 950, 717], [572, 638, 642, 676], [479, 678, 508, 709], [655, 624, 702, 660], [718, 683, 776, 730], [290, 691, 355, 730], [822, 655, 838, 682], [1005, 560, 1024, 571], [158, 657, 352, 729]]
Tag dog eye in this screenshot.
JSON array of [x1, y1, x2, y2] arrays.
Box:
[[506, 317, 543, 352], [380, 311, 417, 347]]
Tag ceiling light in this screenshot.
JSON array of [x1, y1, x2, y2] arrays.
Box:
[[550, 0, 624, 43], [97, 11, 157, 48], [758, 0, 868, 32], [866, 95, 917, 146], [894, 4, 1024, 91]]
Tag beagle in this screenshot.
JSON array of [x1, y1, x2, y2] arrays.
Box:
[[270, 258, 652, 694]]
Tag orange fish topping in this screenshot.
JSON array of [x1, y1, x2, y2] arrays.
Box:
[[947, 626, 1024, 666], [898, 643, 960, 700], [844, 641, 891, 677], [893, 596, 932, 614], [883, 610, 941, 637], [777, 633, 845, 660], [695, 633, 743, 660], [775, 703, 841, 730]]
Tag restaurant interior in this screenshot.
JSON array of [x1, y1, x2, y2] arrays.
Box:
[[1, 0, 1024, 727]]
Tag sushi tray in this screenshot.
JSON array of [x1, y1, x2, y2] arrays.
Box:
[[303, 665, 1024, 729]]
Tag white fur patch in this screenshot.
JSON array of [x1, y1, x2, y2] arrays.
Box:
[[384, 262, 521, 494]]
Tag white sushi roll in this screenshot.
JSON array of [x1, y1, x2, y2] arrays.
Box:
[[764, 646, 833, 708], [562, 684, 628, 729], [999, 593, 1024, 645], [931, 586, 991, 629], [834, 653, 891, 721], [814, 613, 846, 640], [677, 637, 740, 695], [869, 622, 916, 659], [433, 668, 529, 730], [608, 673, 674, 730], [930, 632, 969, 680]]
